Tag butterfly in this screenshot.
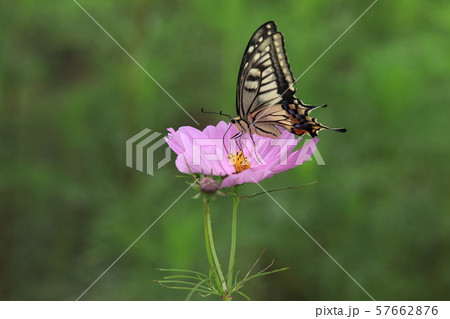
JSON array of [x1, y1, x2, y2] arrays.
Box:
[[229, 21, 346, 139]]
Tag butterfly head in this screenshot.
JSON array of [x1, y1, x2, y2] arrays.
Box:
[[230, 117, 251, 135]]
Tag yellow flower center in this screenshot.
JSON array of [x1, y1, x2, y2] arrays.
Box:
[[228, 151, 251, 174]]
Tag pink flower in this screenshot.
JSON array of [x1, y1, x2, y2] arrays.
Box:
[[165, 121, 318, 188]]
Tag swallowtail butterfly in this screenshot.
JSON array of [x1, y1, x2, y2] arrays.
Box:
[[230, 21, 346, 138]]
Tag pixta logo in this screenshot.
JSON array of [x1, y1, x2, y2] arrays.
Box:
[[126, 129, 171, 175]]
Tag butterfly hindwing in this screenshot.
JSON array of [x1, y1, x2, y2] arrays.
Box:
[[250, 103, 330, 137]]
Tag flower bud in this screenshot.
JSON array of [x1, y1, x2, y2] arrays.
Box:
[[199, 177, 219, 194]]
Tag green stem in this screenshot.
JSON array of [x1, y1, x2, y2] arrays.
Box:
[[204, 198, 229, 299], [227, 193, 240, 289]]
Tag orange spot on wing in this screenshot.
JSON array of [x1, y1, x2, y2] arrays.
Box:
[[294, 129, 306, 136]]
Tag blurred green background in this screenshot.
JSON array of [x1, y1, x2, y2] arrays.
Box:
[[1, 0, 449, 300]]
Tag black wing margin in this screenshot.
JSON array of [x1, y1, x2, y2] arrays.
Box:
[[236, 21, 307, 119], [236, 21, 277, 118]]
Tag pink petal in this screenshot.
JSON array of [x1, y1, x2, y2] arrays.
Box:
[[220, 168, 275, 188]]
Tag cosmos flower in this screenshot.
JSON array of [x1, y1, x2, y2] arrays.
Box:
[[165, 121, 318, 188]]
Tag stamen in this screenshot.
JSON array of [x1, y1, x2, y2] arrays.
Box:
[[227, 151, 251, 174]]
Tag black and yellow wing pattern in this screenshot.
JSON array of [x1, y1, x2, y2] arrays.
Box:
[[235, 21, 346, 138]]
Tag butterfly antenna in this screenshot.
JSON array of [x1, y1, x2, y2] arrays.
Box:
[[201, 108, 232, 119], [219, 111, 232, 119]]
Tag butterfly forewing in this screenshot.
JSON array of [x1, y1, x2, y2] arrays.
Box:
[[236, 21, 277, 81], [237, 22, 302, 120], [234, 21, 346, 138]]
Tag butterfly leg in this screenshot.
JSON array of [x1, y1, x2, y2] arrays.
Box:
[[235, 132, 245, 153], [230, 131, 242, 140], [247, 133, 266, 164], [225, 131, 243, 154]]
